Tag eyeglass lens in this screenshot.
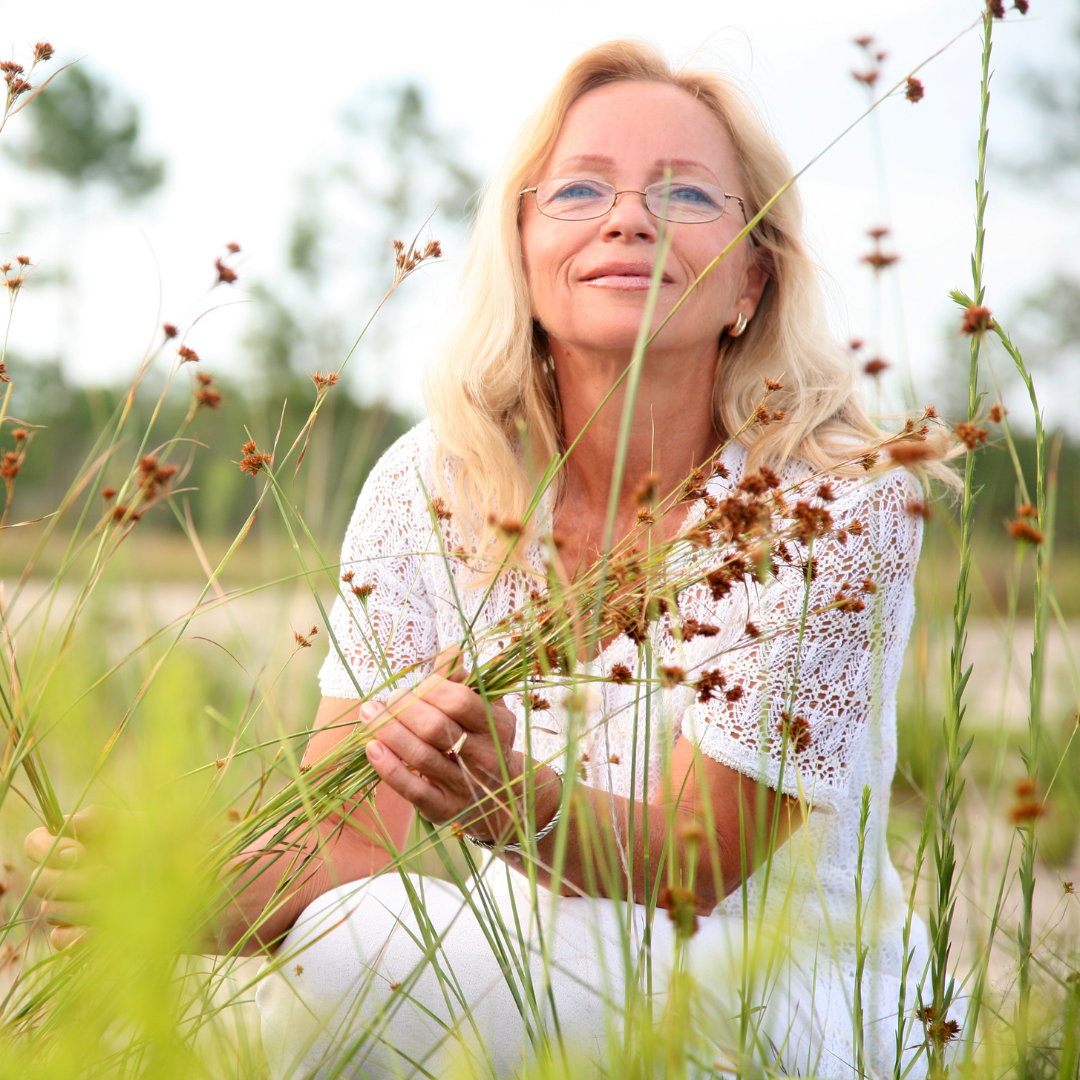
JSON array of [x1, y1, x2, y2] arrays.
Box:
[[533, 178, 732, 223]]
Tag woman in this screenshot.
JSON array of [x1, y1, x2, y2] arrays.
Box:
[[31, 40, 931, 1080]]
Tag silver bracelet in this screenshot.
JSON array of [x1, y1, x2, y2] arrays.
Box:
[[465, 759, 565, 853]]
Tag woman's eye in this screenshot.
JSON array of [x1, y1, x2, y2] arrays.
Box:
[[551, 180, 607, 200], [668, 184, 720, 208]]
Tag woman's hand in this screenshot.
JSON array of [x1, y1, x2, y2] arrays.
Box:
[[24, 805, 116, 950], [364, 649, 525, 841]]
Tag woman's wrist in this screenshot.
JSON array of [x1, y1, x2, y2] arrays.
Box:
[[465, 757, 565, 850]]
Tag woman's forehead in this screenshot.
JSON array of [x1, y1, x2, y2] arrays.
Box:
[[546, 82, 735, 179]]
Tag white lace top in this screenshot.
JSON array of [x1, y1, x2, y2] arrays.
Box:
[[319, 420, 923, 972]]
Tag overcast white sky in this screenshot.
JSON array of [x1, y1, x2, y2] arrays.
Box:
[[1, 0, 1076, 425]]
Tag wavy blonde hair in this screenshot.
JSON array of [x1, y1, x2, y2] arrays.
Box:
[[425, 39, 883, 570]]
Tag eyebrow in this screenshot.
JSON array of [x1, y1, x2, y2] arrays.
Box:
[[551, 154, 721, 181]]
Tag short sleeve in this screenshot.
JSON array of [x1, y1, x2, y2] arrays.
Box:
[[680, 468, 923, 811], [317, 426, 440, 701]]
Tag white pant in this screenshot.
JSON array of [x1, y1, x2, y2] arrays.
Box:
[[256, 864, 926, 1079]]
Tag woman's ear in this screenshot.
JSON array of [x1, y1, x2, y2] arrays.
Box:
[[738, 259, 770, 322]]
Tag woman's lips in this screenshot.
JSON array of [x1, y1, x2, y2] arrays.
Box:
[[581, 273, 670, 290]]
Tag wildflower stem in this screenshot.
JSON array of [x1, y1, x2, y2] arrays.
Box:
[[929, 11, 993, 1077]]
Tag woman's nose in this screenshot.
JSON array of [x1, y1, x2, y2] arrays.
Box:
[[601, 190, 658, 243]]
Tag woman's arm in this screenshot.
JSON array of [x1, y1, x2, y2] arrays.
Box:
[[511, 740, 800, 912]]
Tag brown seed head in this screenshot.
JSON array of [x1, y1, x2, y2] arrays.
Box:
[[1013, 0, 1029, 11], [987, 0, 1005, 15], [163, 322, 178, 339], [906, 500, 933, 520], [1010, 798, 1045, 823], [961, 304, 994, 335], [867, 226, 890, 241], [311, 370, 340, 390], [33, 42, 55, 63], [695, 668, 727, 702], [341, 570, 355, 583], [196, 387, 222, 409], [682, 619, 720, 641], [15, 255, 29, 266], [529, 693, 550, 711], [430, 497, 453, 521], [1016, 502, 1038, 520], [240, 447, 271, 475], [954, 421, 989, 450], [849, 338, 864, 351], [864, 358, 889, 377], [862, 251, 899, 271], [12, 428, 27, 442], [659, 885, 701, 939], [609, 663, 633, 684], [779, 713, 812, 753], [177, 345, 200, 364], [659, 665, 685, 689], [886, 440, 934, 465], [633, 471, 660, 505], [835, 592, 867, 615], [225, 241, 241, 254], [1014, 777, 1036, 797], [905, 76, 925, 103], [196, 371, 214, 386], [352, 582, 374, 600], [988, 403, 1006, 423], [294, 631, 313, 648], [1007, 519, 1044, 545], [0, 451, 19, 480], [763, 376, 784, 391], [215, 258, 237, 284], [676, 820, 707, 846], [101, 486, 117, 501]]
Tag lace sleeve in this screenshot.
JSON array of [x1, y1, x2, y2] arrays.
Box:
[[680, 468, 923, 811], [317, 426, 439, 702]]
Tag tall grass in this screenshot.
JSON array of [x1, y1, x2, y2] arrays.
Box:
[[1, 7, 1078, 1079]]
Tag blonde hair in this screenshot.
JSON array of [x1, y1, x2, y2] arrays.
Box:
[[425, 39, 883, 571]]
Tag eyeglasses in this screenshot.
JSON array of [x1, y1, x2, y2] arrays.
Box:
[[519, 177, 748, 225]]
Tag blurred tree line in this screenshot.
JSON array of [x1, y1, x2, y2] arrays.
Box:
[[0, 63, 478, 557]]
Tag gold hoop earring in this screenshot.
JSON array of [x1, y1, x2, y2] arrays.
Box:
[[727, 312, 749, 338]]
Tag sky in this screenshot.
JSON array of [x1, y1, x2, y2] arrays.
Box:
[[1, 0, 1076, 426]]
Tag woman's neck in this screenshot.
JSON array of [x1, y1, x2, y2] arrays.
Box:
[[547, 336, 722, 572]]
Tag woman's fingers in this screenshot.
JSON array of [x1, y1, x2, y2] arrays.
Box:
[[370, 720, 462, 787], [40, 897, 92, 927], [366, 741, 448, 822], [50, 924, 90, 951], [25, 826, 82, 870]]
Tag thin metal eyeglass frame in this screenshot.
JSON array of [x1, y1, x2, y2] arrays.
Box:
[[518, 180, 749, 226]]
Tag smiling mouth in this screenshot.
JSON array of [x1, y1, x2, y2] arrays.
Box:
[[582, 271, 673, 289]]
